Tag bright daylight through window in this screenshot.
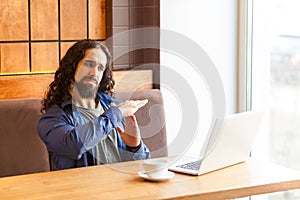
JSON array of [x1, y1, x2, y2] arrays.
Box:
[[251, 0, 300, 199]]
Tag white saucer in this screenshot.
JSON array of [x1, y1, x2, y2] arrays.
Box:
[[138, 171, 175, 182]]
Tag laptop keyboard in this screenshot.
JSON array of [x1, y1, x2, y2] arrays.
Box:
[[176, 160, 202, 171]]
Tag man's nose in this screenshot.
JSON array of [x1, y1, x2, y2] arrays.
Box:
[[89, 66, 98, 76]]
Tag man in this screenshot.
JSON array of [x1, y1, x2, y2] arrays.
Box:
[[38, 39, 150, 170]]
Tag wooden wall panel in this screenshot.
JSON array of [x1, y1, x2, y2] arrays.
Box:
[[89, 0, 106, 39], [60, 0, 87, 40], [0, 70, 152, 100], [1, 0, 107, 75], [60, 42, 76, 59], [31, 43, 59, 72], [114, 70, 152, 91], [30, 0, 58, 40], [0, 0, 28, 41], [0, 43, 29, 73], [0, 74, 53, 100], [0, 0, 156, 100]]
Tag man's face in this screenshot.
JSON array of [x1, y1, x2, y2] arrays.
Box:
[[73, 48, 107, 98]]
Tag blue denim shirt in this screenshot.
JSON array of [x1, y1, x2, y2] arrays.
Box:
[[38, 92, 150, 170]]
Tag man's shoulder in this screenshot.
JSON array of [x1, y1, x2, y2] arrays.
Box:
[[44, 99, 73, 117]]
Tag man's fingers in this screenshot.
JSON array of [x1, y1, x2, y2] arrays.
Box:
[[116, 126, 124, 134], [127, 115, 137, 124], [137, 99, 148, 106], [130, 115, 135, 122], [116, 99, 148, 117], [134, 99, 148, 108]]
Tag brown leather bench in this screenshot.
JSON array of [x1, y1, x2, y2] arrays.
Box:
[[0, 89, 167, 177]]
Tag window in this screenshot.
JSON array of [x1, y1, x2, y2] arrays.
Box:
[[243, 0, 300, 199]]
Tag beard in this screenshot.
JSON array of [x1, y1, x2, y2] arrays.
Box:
[[74, 76, 99, 99]]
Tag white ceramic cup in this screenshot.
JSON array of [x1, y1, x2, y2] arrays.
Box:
[[140, 159, 169, 178]]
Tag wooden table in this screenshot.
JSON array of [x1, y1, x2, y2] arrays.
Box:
[[1, 159, 300, 200]]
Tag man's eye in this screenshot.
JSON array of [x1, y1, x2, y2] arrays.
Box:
[[84, 62, 94, 67], [98, 65, 104, 71]]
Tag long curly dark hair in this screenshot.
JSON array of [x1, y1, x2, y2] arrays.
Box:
[[41, 39, 114, 113]]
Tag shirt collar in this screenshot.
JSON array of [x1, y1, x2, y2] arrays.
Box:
[[60, 92, 114, 110]]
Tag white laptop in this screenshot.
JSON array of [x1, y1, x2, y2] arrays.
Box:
[[168, 111, 266, 176]]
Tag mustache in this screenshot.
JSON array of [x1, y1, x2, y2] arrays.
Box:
[[82, 76, 98, 83]]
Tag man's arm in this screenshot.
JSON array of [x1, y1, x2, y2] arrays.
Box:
[[38, 105, 123, 160]]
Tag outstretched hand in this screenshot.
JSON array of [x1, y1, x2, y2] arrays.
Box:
[[116, 115, 141, 148], [116, 99, 148, 117]]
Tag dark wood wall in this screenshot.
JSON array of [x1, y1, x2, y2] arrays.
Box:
[[106, 0, 160, 89]]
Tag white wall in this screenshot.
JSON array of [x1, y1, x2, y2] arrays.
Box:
[[160, 0, 238, 155]]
